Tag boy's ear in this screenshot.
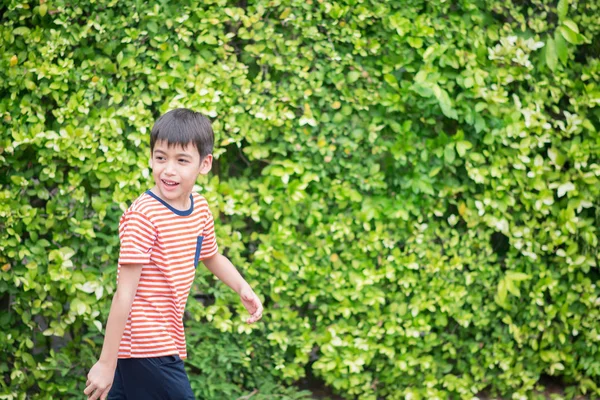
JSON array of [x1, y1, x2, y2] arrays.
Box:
[[199, 154, 213, 174]]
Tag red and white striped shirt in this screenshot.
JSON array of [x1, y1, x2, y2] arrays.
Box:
[[116, 190, 218, 359]]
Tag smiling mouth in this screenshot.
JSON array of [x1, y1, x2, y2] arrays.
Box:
[[162, 179, 179, 187]]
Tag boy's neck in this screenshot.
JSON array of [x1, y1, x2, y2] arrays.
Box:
[[148, 186, 192, 211]]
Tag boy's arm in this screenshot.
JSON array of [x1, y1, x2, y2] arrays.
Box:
[[84, 264, 143, 400], [202, 253, 263, 324]]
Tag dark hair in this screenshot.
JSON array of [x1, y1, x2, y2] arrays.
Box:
[[150, 108, 214, 159]]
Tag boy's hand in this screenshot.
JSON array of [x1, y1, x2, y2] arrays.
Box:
[[240, 286, 263, 324], [84, 360, 114, 400]]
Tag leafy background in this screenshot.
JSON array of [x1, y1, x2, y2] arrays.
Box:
[[1, 0, 599, 399]]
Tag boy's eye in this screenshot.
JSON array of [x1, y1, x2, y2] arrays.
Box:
[[179, 159, 189, 163]]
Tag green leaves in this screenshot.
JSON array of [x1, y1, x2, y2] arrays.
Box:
[[69, 298, 88, 316], [554, 31, 569, 65], [557, 0, 569, 20], [557, 181, 576, 198], [347, 70, 361, 83], [1, 1, 599, 399], [456, 141, 473, 157], [12, 26, 30, 36], [546, 38, 558, 71], [433, 85, 458, 120], [411, 70, 458, 119], [545, 20, 580, 71], [559, 20, 587, 45], [496, 272, 531, 308]]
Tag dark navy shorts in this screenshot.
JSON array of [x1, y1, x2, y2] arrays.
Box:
[[108, 355, 195, 400]]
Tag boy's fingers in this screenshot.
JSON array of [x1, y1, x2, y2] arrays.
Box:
[[251, 296, 260, 309], [242, 291, 263, 321], [91, 386, 107, 400], [84, 384, 94, 396], [255, 303, 263, 316], [248, 305, 263, 323], [101, 386, 111, 400]]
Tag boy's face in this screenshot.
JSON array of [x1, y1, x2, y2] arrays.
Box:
[[150, 140, 212, 209]]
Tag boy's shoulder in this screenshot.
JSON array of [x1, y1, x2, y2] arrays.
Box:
[[117, 193, 155, 226], [192, 192, 218, 218], [126, 191, 157, 215], [191, 191, 210, 207]]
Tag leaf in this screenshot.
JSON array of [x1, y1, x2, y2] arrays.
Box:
[[506, 272, 530, 281], [433, 85, 458, 120], [422, 45, 436, 60], [39, 3, 48, 17], [147, 21, 158, 33], [22, 352, 35, 366], [474, 114, 487, 133], [447, 214, 458, 226], [557, 182, 575, 197], [496, 279, 508, 306], [548, 147, 566, 167], [428, 166, 441, 177], [407, 37, 423, 48], [279, 8, 291, 19], [559, 24, 585, 45], [70, 298, 87, 316], [557, 0, 568, 20], [545, 38, 558, 71], [13, 27, 31, 36], [463, 76, 474, 88], [554, 31, 568, 65], [506, 279, 520, 297], [563, 19, 579, 34], [61, 247, 75, 260], [77, 282, 96, 294], [444, 144, 456, 163], [384, 74, 398, 88], [456, 141, 473, 157], [347, 71, 361, 83], [411, 82, 434, 98], [10, 55, 18, 67]]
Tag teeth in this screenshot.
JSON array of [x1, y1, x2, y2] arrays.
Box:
[[163, 180, 178, 186]]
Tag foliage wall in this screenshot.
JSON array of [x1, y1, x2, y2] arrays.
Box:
[[1, 0, 599, 399]]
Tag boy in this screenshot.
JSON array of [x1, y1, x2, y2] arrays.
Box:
[[84, 108, 263, 400]]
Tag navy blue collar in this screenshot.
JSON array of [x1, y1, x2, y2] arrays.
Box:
[[145, 190, 194, 216]]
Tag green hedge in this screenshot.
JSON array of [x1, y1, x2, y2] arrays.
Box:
[[1, 0, 599, 399]]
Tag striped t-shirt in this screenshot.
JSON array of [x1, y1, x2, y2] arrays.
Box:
[[116, 190, 218, 359]]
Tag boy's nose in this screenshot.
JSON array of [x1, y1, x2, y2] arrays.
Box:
[[164, 163, 176, 175]]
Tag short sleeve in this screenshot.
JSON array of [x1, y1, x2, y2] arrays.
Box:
[[199, 208, 218, 260], [118, 210, 157, 266]]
